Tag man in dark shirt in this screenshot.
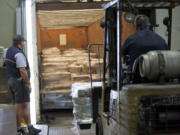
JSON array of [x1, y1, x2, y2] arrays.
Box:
[[122, 15, 168, 68], [5, 35, 41, 135]]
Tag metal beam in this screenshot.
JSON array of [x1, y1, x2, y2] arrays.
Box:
[[36, 2, 108, 11], [117, 0, 122, 91]]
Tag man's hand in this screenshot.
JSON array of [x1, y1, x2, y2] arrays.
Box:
[[19, 67, 31, 93], [25, 83, 31, 93], [19, 67, 30, 84]]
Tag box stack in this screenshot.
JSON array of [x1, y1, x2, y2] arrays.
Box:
[[72, 83, 92, 110], [71, 83, 93, 133], [71, 82, 102, 132], [41, 47, 103, 92]]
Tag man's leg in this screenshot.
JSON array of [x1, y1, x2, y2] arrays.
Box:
[[16, 103, 24, 127], [16, 103, 30, 134], [14, 80, 30, 134], [23, 102, 30, 125], [23, 102, 41, 134]]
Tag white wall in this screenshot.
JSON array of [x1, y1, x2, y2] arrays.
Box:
[[155, 6, 180, 50], [171, 6, 180, 50], [26, 0, 40, 124]]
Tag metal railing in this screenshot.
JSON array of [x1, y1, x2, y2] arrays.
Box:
[[88, 43, 104, 89]]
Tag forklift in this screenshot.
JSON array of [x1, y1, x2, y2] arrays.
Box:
[[88, 0, 180, 135]]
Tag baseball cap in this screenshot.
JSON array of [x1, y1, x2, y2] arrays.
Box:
[[13, 35, 26, 42], [134, 15, 151, 27]]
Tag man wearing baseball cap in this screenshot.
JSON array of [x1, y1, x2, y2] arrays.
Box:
[[4, 35, 41, 135], [122, 15, 168, 69]]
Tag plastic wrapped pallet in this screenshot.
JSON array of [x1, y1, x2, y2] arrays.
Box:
[[42, 92, 73, 109], [73, 97, 92, 119], [71, 83, 92, 135], [71, 82, 102, 135], [71, 82, 102, 98]]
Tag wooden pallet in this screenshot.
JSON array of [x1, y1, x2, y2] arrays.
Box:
[[41, 89, 71, 94], [0, 90, 8, 99]]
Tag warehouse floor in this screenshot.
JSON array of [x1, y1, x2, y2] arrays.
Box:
[[38, 110, 95, 135]]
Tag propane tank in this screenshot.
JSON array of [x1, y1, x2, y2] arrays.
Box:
[[139, 51, 180, 80]]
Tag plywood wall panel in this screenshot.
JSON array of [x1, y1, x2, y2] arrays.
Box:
[[122, 13, 136, 44], [40, 27, 88, 49], [88, 20, 104, 45], [87, 14, 136, 46], [39, 13, 136, 50]]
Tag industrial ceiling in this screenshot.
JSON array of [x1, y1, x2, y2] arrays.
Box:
[[37, 9, 104, 28]]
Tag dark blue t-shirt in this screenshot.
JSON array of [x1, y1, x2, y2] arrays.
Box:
[[122, 29, 168, 68]]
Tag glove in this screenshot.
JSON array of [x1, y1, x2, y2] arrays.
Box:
[[25, 83, 31, 93]]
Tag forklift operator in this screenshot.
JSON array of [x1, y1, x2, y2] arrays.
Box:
[[121, 15, 168, 69]]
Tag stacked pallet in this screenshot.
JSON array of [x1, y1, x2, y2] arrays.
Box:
[[41, 47, 103, 92]]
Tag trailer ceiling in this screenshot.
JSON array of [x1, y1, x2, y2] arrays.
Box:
[[36, 2, 108, 10], [36, 0, 108, 3], [37, 9, 104, 29]]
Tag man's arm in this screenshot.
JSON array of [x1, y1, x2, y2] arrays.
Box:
[[19, 67, 30, 84], [121, 37, 134, 64], [15, 53, 30, 84], [121, 37, 133, 56]]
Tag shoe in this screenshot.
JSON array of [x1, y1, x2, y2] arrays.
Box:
[[16, 131, 22, 135], [17, 126, 30, 135], [28, 125, 41, 135], [16, 130, 30, 135]]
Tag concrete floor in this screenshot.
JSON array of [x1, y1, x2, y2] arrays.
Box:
[[45, 110, 95, 135]]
